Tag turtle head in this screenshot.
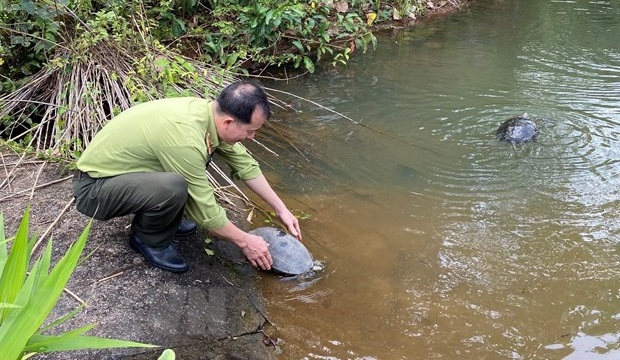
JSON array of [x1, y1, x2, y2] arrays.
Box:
[[521, 112, 529, 119]]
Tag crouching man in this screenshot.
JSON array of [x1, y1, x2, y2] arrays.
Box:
[[73, 80, 301, 273]]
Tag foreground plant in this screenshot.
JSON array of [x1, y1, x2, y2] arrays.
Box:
[[0, 207, 158, 359]]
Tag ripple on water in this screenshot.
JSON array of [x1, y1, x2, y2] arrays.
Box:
[[259, 2, 620, 358]]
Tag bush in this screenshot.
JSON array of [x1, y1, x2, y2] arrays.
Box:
[[196, 0, 377, 73]]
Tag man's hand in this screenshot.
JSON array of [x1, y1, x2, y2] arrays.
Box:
[[239, 234, 273, 270], [243, 175, 303, 241], [210, 221, 274, 270], [277, 208, 302, 241]]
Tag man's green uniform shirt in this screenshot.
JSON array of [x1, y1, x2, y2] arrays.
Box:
[[76, 97, 262, 230]]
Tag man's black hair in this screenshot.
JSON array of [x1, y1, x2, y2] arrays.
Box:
[[217, 80, 271, 124]]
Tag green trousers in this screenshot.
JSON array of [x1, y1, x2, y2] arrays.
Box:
[[72, 171, 188, 248]]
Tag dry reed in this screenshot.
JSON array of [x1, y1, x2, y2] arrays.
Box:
[[0, 2, 341, 220]]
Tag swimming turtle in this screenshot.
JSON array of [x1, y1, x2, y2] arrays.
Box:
[[249, 226, 315, 276], [496, 113, 539, 143]]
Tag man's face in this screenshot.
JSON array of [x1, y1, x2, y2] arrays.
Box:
[[221, 108, 266, 144]]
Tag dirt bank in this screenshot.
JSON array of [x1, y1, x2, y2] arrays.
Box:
[[0, 152, 277, 360]]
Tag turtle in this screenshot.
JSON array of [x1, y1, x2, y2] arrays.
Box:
[[496, 113, 539, 143], [249, 226, 316, 276]]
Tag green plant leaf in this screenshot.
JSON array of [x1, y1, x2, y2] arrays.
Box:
[[225, 52, 239, 69], [0, 206, 159, 358], [158, 349, 176, 360], [291, 40, 304, 52], [0, 219, 91, 358], [26, 334, 157, 352], [14, 235, 54, 320], [0, 303, 21, 309], [0, 213, 7, 277], [38, 303, 85, 334], [265, 9, 274, 25], [0, 206, 31, 323], [25, 324, 96, 352], [303, 56, 315, 73]]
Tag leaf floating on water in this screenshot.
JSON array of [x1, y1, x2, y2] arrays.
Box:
[[204, 248, 215, 256]]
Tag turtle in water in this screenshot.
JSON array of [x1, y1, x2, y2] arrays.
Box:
[[496, 113, 539, 143], [249, 226, 323, 276]]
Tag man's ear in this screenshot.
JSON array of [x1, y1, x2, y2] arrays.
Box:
[[223, 117, 235, 127]]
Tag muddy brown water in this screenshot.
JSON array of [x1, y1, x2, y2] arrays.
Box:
[[255, 1, 620, 359]]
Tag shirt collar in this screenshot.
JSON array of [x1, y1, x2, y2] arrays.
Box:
[[205, 101, 220, 152]]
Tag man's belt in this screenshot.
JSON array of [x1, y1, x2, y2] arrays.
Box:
[[73, 169, 86, 180]]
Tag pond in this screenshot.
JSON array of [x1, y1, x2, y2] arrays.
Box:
[[255, 0, 620, 358]]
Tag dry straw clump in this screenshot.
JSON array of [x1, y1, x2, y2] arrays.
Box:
[[0, 3, 236, 156], [0, 1, 333, 216], [0, 3, 260, 211]]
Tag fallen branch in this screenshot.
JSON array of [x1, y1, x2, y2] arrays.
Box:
[[1, 160, 48, 167], [31, 197, 75, 254], [63, 287, 86, 307], [0, 152, 11, 192], [96, 271, 125, 284], [1, 152, 13, 194], [29, 162, 46, 202], [0, 175, 72, 202], [0, 151, 26, 190]]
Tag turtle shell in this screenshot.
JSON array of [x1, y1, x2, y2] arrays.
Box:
[[249, 227, 313, 275], [496, 114, 539, 143]]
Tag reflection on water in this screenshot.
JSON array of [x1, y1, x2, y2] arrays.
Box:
[[255, 0, 620, 358]]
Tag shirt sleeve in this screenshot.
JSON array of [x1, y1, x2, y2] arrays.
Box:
[[155, 142, 229, 230], [215, 142, 262, 180]]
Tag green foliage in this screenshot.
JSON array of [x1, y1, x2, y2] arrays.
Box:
[[260, 208, 311, 226], [158, 348, 177, 360], [197, 0, 377, 73], [204, 237, 216, 256], [0, 0, 61, 79], [0, 207, 158, 359], [0, 0, 237, 157], [0, 0, 434, 90], [0, 0, 440, 155], [147, 0, 199, 38], [393, 0, 427, 19]]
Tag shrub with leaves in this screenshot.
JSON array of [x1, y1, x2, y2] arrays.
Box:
[[0, 207, 158, 359], [0, 0, 237, 157], [192, 0, 377, 73], [0, 0, 61, 83]]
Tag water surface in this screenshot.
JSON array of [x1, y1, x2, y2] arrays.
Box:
[[255, 1, 620, 358]]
